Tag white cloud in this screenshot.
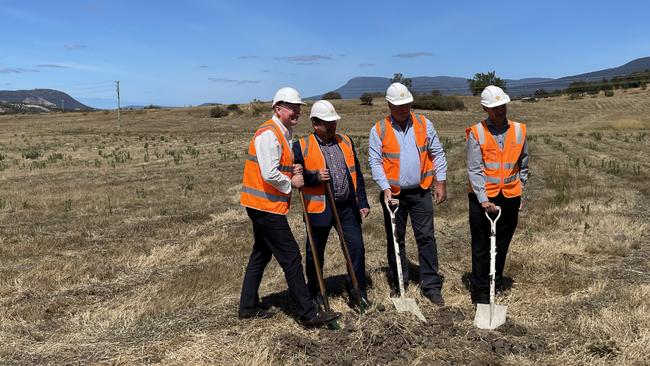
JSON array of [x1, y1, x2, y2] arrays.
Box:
[[393, 52, 433, 58], [64, 44, 88, 50], [0, 67, 39, 73], [274, 55, 332, 62]]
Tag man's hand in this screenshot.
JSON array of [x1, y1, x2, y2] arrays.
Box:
[[318, 169, 330, 182], [292, 164, 303, 176], [359, 207, 370, 218], [291, 174, 304, 189], [480, 201, 498, 213], [434, 181, 447, 204], [383, 188, 397, 207]]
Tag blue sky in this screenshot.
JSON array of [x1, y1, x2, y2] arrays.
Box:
[[1, 0, 649, 108]]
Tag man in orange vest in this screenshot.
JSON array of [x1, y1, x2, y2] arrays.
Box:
[[293, 100, 371, 307], [239, 87, 341, 327], [466, 85, 529, 304], [369, 82, 448, 305]]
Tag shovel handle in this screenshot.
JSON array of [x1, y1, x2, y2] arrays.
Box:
[[386, 199, 407, 298], [298, 188, 331, 312], [484, 206, 502, 234], [325, 183, 364, 310]]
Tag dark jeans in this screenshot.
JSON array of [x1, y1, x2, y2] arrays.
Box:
[[239, 208, 316, 320], [380, 188, 443, 296], [305, 200, 367, 300], [468, 193, 520, 303]]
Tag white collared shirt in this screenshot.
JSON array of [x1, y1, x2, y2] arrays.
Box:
[[253, 115, 293, 194]]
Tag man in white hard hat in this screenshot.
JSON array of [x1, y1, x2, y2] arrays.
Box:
[[368, 82, 448, 305], [239, 87, 342, 327], [293, 100, 371, 307], [465, 85, 529, 304]]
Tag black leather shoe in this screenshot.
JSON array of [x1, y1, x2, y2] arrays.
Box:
[[426, 292, 445, 306], [301, 310, 342, 327], [238, 307, 274, 319]]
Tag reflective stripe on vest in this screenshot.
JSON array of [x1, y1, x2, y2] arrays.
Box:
[[375, 113, 435, 195], [465, 120, 526, 198], [240, 120, 293, 214], [246, 154, 293, 172], [298, 133, 358, 213]]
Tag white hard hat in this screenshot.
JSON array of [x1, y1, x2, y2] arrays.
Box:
[[272, 87, 306, 106], [385, 82, 413, 105], [480, 85, 510, 108], [310, 100, 341, 122]]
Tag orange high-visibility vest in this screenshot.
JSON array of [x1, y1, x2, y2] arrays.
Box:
[[374, 113, 434, 195], [240, 119, 293, 214], [298, 133, 358, 213], [465, 120, 526, 198]]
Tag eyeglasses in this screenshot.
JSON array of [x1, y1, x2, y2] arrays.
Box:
[[278, 103, 301, 113]]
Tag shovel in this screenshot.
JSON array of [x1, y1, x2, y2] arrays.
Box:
[[324, 183, 366, 314], [474, 206, 507, 330], [298, 188, 340, 330], [387, 201, 426, 322]]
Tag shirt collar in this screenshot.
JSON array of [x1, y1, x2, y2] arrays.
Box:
[[271, 114, 292, 138], [313, 133, 336, 145], [389, 114, 412, 130], [486, 118, 510, 128]]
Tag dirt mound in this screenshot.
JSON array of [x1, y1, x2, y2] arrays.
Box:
[[275, 307, 548, 364]]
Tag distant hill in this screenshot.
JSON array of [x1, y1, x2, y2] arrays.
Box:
[[310, 56, 650, 99], [0, 89, 91, 112]]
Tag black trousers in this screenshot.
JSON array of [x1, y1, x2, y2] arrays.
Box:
[[305, 201, 367, 299], [239, 208, 316, 320], [380, 188, 443, 296], [468, 193, 520, 303]]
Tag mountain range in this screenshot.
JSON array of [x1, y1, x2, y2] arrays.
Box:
[[311, 56, 650, 99], [0, 89, 91, 112], [1, 57, 649, 112]]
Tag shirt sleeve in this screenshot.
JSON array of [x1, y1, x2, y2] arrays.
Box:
[[368, 125, 391, 191], [254, 130, 292, 194], [518, 138, 529, 188], [425, 119, 447, 181], [467, 131, 489, 203]]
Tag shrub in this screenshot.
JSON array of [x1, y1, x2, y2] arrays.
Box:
[[360, 93, 373, 105], [22, 149, 42, 160], [604, 90, 614, 97], [227, 104, 243, 114], [249, 99, 266, 116], [209, 105, 229, 118], [534, 89, 549, 98], [412, 94, 464, 111], [322, 91, 342, 100]]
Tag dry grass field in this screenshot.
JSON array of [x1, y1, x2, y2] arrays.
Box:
[[1, 89, 649, 365]]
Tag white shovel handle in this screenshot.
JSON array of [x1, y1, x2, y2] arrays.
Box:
[[387, 201, 405, 298], [484, 206, 502, 234], [484, 206, 501, 305]]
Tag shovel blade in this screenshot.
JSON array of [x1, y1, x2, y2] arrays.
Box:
[[474, 303, 507, 330], [392, 297, 426, 322]]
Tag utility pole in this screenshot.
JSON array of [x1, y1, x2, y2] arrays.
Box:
[[61, 99, 64, 112], [115, 80, 121, 129]]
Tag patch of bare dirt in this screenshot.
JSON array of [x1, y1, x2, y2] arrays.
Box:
[[275, 308, 548, 365]]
